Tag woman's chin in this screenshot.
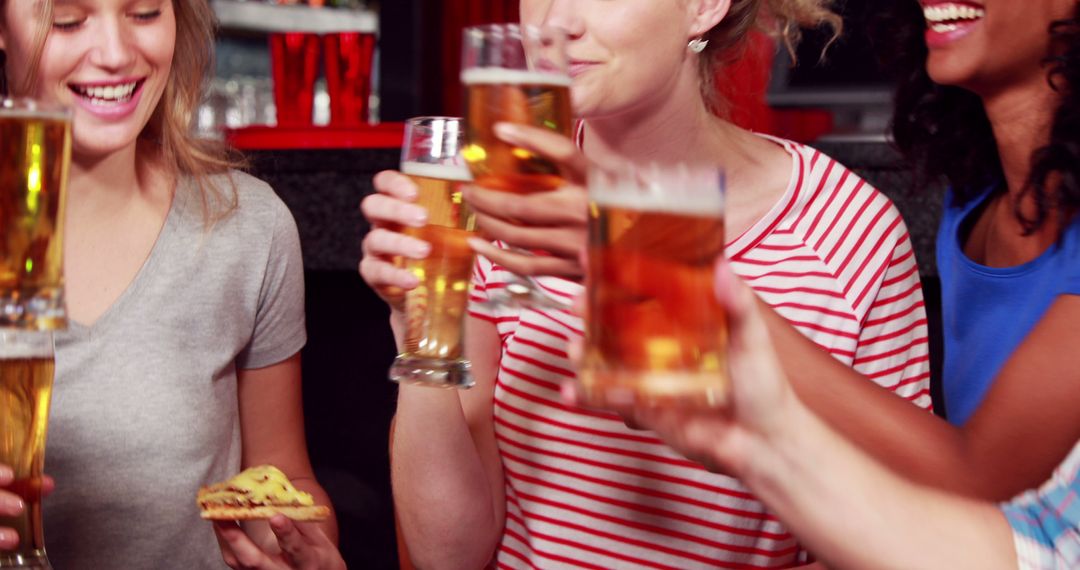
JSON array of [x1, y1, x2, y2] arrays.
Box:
[[71, 135, 140, 163]]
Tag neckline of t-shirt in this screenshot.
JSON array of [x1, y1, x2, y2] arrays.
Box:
[[724, 134, 800, 258], [952, 185, 1060, 278], [64, 178, 188, 337]]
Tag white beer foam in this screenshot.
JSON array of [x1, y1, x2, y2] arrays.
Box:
[[0, 100, 70, 122], [461, 68, 573, 88], [402, 162, 473, 182], [0, 331, 53, 359], [589, 167, 725, 216]]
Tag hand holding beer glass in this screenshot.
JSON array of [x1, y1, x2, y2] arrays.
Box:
[[388, 117, 478, 389], [460, 24, 574, 307], [579, 166, 729, 408], [0, 99, 71, 569]]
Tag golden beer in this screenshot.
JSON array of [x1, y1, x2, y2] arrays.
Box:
[[0, 355, 53, 565], [0, 105, 71, 330], [580, 197, 728, 407], [390, 162, 478, 387], [461, 69, 573, 194]]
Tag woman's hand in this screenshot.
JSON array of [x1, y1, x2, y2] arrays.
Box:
[[464, 123, 590, 279], [568, 259, 802, 478], [214, 517, 346, 570], [359, 170, 432, 313], [0, 465, 54, 550]]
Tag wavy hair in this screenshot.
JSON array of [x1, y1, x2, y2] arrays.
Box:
[[0, 0, 242, 225], [697, 0, 843, 114], [878, 1, 1080, 234]]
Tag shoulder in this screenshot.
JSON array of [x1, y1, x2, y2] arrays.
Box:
[[766, 138, 910, 239], [205, 170, 296, 230], [179, 171, 300, 262], [786, 140, 881, 200]]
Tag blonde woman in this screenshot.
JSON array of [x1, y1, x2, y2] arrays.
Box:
[[362, 0, 932, 568], [0, 1, 343, 568]]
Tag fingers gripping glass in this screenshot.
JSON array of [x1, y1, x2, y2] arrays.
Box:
[[460, 23, 574, 309], [389, 117, 478, 389]]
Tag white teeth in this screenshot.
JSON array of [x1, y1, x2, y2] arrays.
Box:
[[923, 3, 985, 24], [72, 81, 138, 103]]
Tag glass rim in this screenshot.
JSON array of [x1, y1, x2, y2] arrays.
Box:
[[0, 98, 71, 121], [401, 116, 468, 171], [462, 22, 556, 36], [405, 116, 464, 128], [588, 164, 726, 215], [0, 329, 56, 359]]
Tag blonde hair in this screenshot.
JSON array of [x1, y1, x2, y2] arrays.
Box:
[[698, 0, 843, 114], [1, 0, 242, 225]]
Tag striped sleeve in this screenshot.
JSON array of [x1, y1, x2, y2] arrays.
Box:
[[849, 216, 933, 410], [783, 148, 932, 410], [1001, 441, 1080, 569]]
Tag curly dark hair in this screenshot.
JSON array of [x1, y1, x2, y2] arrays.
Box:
[[875, 1, 1080, 234]]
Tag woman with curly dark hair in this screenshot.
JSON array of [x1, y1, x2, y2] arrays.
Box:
[[721, 0, 1080, 504], [888, 0, 1080, 428]]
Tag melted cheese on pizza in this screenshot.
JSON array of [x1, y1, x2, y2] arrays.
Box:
[[198, 465, 314, 508]]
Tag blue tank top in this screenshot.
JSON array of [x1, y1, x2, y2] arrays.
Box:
[[938, 188, 1080, 425]]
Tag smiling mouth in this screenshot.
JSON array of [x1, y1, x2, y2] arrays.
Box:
[[923, 2, 985, 33], [68, 79, 145, 106]]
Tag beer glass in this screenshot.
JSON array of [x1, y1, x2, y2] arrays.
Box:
[[579, 165, 728, 408], [389, 117, 478, 389], [460, 24, 573, 307], [0, 98, 69, 570], [0, 99, 70, 331], [0, 331, 54, 569]]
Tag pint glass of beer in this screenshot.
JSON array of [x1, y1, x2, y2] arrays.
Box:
[[460, 24, 573, 307], [0, 100, 71, 331], [579, 166, 728, 408], [0, 99, 68, 569], [388, 117, 478, 389], [0, 330, 54, 569], [460, 24, 572, 193]]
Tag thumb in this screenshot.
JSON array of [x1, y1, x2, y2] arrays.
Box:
[[713, 258, 772, 352]]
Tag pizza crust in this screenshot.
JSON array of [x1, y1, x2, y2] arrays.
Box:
[[199, 504, 331, 522]]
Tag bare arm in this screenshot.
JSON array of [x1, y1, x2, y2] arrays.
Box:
[[768, 294, 1080, 500], [236, 355, 337, 538], [213, 354, 345, 570], [391, 315, 506, 570], [743, 399, 1017, 570]]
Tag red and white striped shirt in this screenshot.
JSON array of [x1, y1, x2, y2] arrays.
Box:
[[469, 137, 931, 569]]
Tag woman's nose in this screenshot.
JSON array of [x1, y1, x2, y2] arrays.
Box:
[[539, 0, 585, 40], [89, 20, 137, 71]]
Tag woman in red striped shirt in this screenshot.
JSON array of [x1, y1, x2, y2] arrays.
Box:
[[361, 1, 931, 568]]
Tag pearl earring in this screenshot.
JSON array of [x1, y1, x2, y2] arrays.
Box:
[[688, 37, 709, 54]]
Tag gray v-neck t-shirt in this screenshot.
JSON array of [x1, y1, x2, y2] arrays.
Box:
[[44, 171, 307, 569]]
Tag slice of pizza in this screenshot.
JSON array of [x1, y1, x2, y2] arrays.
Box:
[[197, 465, 330, 521]]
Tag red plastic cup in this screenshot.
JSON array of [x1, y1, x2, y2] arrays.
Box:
[[269, 32, 321, 126], [322, 32, 376, 126]]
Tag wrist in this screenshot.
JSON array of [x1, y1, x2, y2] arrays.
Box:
[[739, 395, 819, 492]]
